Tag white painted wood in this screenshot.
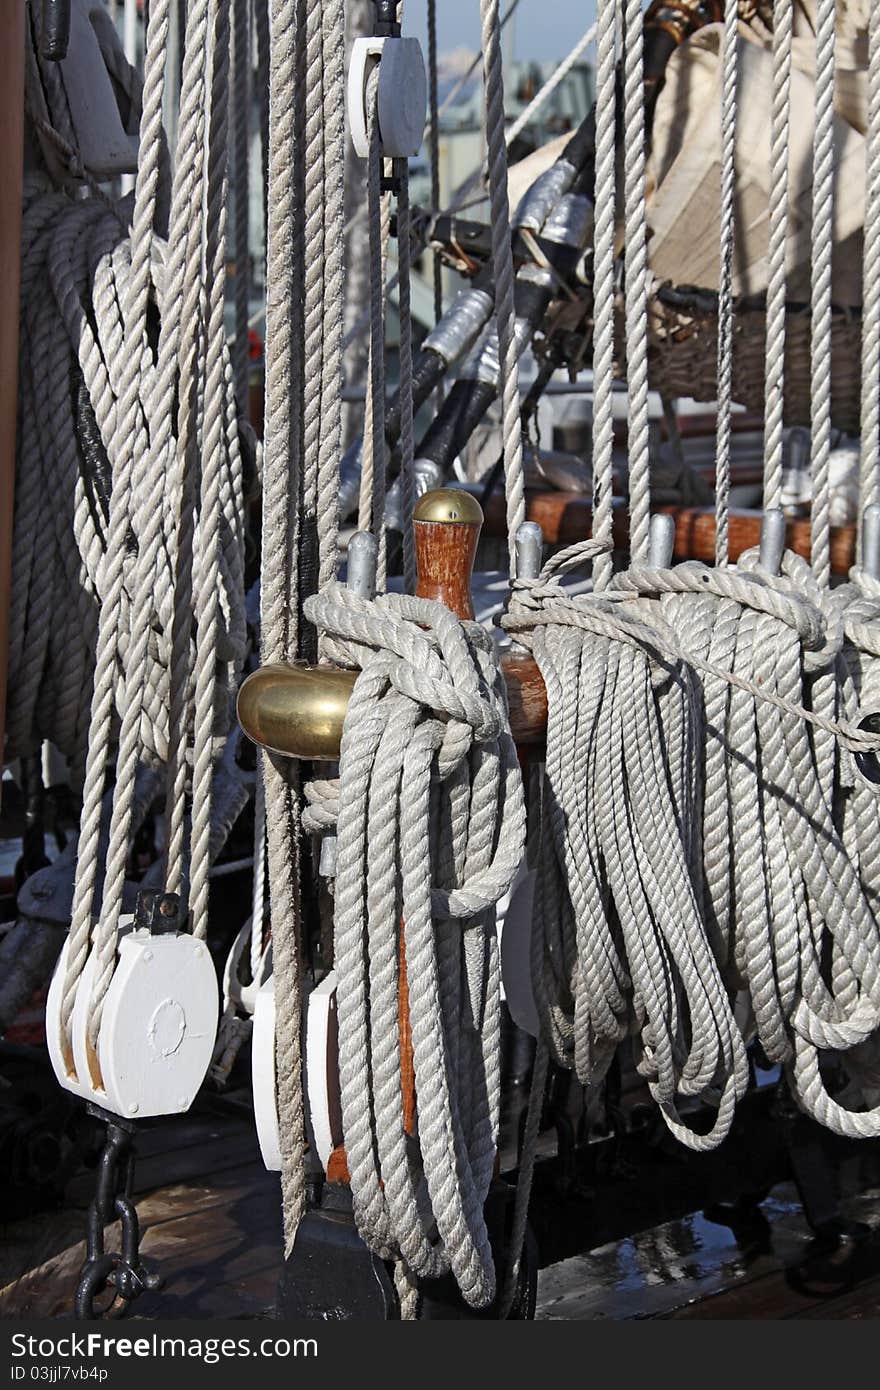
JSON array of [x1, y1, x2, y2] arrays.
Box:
[[252, 974, 281, 1171], [348, 36, 427, 159], [47, 925, 218, 1118], [304, 971, 342, 1172]]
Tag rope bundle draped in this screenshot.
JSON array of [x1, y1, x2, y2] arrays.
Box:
[[503, 548, 749, 1151], [603, 548, 880, 1139], [13, 0, 252, 1060], [8, 179, 248, 783], [303, 582, 526, 1308]]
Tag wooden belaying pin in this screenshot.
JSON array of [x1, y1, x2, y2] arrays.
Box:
[[412, 488, 484, 618]]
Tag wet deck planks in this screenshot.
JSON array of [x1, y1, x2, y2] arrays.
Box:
[[3, 1105, 880, 1320]]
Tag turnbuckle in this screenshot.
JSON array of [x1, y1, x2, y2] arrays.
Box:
[[74, 1104, 162, 1320]]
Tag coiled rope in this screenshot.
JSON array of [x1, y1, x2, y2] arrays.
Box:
[[303, 584, 526, 1309]]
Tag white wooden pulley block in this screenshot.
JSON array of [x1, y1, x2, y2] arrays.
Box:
[[251, 970, 342, 1175], [251, 973, 280, 1171], [46, 924, 218, 1119], [348, 36, 428, 159]]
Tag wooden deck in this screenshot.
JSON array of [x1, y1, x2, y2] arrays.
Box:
[[0, 1101, 283, 1320], [3, 1096, 880, 1321]]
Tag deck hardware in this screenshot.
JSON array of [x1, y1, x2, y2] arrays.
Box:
[[74, 1104, 162, 1319]]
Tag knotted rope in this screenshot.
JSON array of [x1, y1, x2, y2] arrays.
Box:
[[303, 582, 526, 1309]]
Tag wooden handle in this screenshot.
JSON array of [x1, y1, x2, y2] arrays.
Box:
[[412, 489, 483, 620]]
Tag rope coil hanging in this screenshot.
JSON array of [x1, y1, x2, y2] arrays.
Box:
[[303, 582, 526, 1308]]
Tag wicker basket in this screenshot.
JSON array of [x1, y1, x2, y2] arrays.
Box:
[[619, 294, 864, 435]]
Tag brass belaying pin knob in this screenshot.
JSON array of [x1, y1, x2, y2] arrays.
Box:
[[412, 488, 483, 620], [238, 492, 485, 760]]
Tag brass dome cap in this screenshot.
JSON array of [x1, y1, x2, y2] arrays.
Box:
[[413, 488, 483, 526]]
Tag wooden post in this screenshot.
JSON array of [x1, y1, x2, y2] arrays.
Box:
[[0, 4, 25, 758]]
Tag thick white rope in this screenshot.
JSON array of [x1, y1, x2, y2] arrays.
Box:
[[504, 559, 749, 1151], [591, 0, 620, 592], [261, 0, 307, 1253], [357, 67, 391, 587], [304, 583, 526, 1309], [859, 2, 880, 551], [714, 0, 739, 567], [622, 0, 650, 565], [809, 0, 835, 594], [24, 0, 247, 1052], [231, 0, 250, 417], [480, 0, 525, 575], [317, 0, 346, 592], [762, 0, 793, 511]]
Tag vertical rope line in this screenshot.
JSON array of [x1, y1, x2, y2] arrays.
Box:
[[714, 0, 738, 567], [591, 0, 619, 591], [809, 0, 835, 591], [316, 0, 345, 591], [190, 0, 234, 939], [427, 0, 443, 325], [341, 0, 372, 449], [62, 0, 171, 1041], [232, 0, 251, 417], [250, 764, 267, 977], [358, 66, 389, 587], [762, 0, 793, 512], [163, 69, 208, 902], [93, 0, 210, 1035], [300, 0, 326, 592], [859, 1, 880, 552], [261, 0, 306, 1255], [396, 157, 416, 593], [254, 0, 271, 255], [622, 0, 650, 566], [480, 0, 524, 578]]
